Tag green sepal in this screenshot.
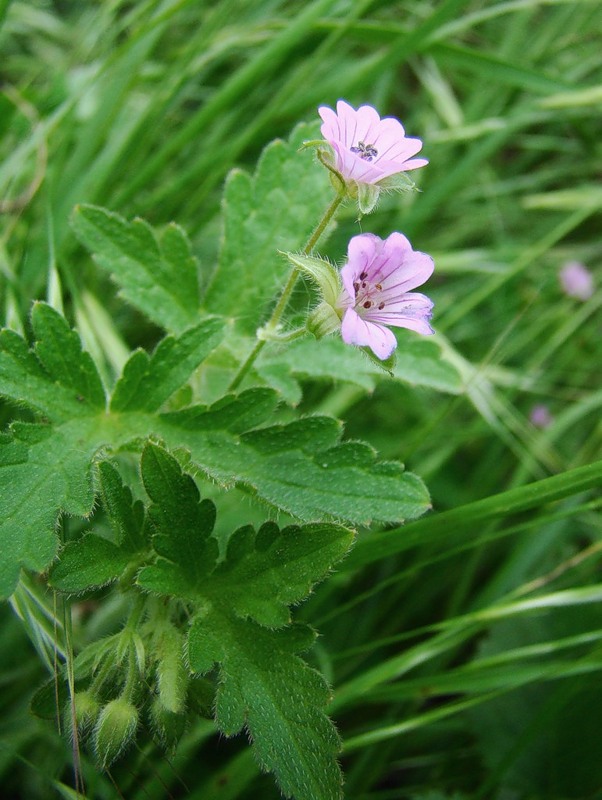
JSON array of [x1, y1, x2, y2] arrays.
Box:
[[93, 698, 139, 768], [283, 251, 341, 307], [376, 171, 418, 193], [356, 181, 381, 215], [306, 301, 342, 339]]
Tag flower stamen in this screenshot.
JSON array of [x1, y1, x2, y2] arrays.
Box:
[[350, 140, 378, 161]]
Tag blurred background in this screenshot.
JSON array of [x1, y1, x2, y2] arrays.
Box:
[[1, 1, 601, 797]]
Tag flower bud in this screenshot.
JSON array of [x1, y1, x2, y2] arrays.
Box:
[[283, 251, 341, 308], [155, 627, 188, 715], [149, 696, 187, 752], [68, 690, 100, 738], [93, 697, 139, 768], [306, 302, 342, 339]]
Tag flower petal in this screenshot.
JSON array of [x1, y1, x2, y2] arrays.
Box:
[[378, 240, 435, 294], [331, 142, 384, 183], [335, 100, 362, 148], [318, 105, 341, 143], [318, 101, 427, 186], [366, 292, 434, 335], [374, 129, 423, 162], [340, 233, 379, 294], [341, 308, 397, 359]]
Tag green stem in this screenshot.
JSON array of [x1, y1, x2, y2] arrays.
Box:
[[228, 191, 345, 391]]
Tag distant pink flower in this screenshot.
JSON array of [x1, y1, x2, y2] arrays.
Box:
[[337, 233, 434, 360], [559, 261, 594, 301], [318, 100, 428, 185], [530, 404, 553, 429]]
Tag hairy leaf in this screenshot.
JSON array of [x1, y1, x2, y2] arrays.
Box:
[[202, 122, 332, 333], [136, 445, 348, 800], [189, 613, 343, 800], [0, 308, 429, 598], [0, 302, 106, 421], [71, 206, 201, 333], [155, 394, 430, 524], [49, 534, 131, 593], [110, 317, 224, 412], [0, 309, 222, 598], [259, 335, 463, 396], [0, 421, 98, 597]]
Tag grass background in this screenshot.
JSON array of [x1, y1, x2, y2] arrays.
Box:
[[1, 0, 601, 797]]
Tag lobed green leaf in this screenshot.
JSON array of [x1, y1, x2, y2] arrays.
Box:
[[0, 303, 106, 421], [188, 613, 343, 800], [202, 123, 332, 333], [259, 334, 463, 396], [110, 316, 225, 412], [71, 205, 201, 333], [49, 534, 131, 593]]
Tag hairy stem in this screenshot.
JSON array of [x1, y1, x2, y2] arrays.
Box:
[[228, 191, 344, 391]]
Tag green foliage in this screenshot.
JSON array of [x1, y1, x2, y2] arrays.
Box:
[[202, 123, 332, 333], [71, 206, 201, 334], [259, 335, 462, 399], [2, 0, 602, 797], [0, 306, 224, 598], [0, 301, 106, 419], [110, 317, 225, 412], [189, 615, 342, 800], [0, 301, 428, 598], [137, 443, 350, 800]]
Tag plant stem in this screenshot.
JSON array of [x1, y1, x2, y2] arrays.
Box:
[[228, 191, 345, 391]]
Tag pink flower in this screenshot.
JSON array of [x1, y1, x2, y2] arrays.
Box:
[[530, 404, 553, 429], [559, 261, 594, 301], [337, 233, 434, 360], [318, 100, 428, 185]]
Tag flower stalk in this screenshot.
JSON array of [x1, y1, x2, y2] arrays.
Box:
[[228, 191, 344, 391]]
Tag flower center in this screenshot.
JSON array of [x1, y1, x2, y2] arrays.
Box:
[[350, 141, 378, 161], [352, 272, 386, 314]]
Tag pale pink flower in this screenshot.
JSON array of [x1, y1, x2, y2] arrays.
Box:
[[530, 404, 553, 429], [318, 100, 428, 185], [337, 233, 434, 360], [559, 261, 594, 301]]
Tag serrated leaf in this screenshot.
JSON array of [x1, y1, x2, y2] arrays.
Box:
[[98, 461, 147, 553], [0, 303, 106, 421], [32, 302, 107, 412], [136, 445, 354, 616], [133, 447, 346, 799], [110, 317, 225, 412], [154, 390, 431, 524], [0, 313, 430, 598], [0, 420, 98, 598], [140, 443, 218, 586], [71, 206, 200, 333], [213, 520, 354, 627], [49, 534, 131, 592], [188, 613, 343, 800], [155, 400, 430, 524], [202, 123, 332, 333], [259, 334, 463, 395], [0, 310, 222, 597]]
